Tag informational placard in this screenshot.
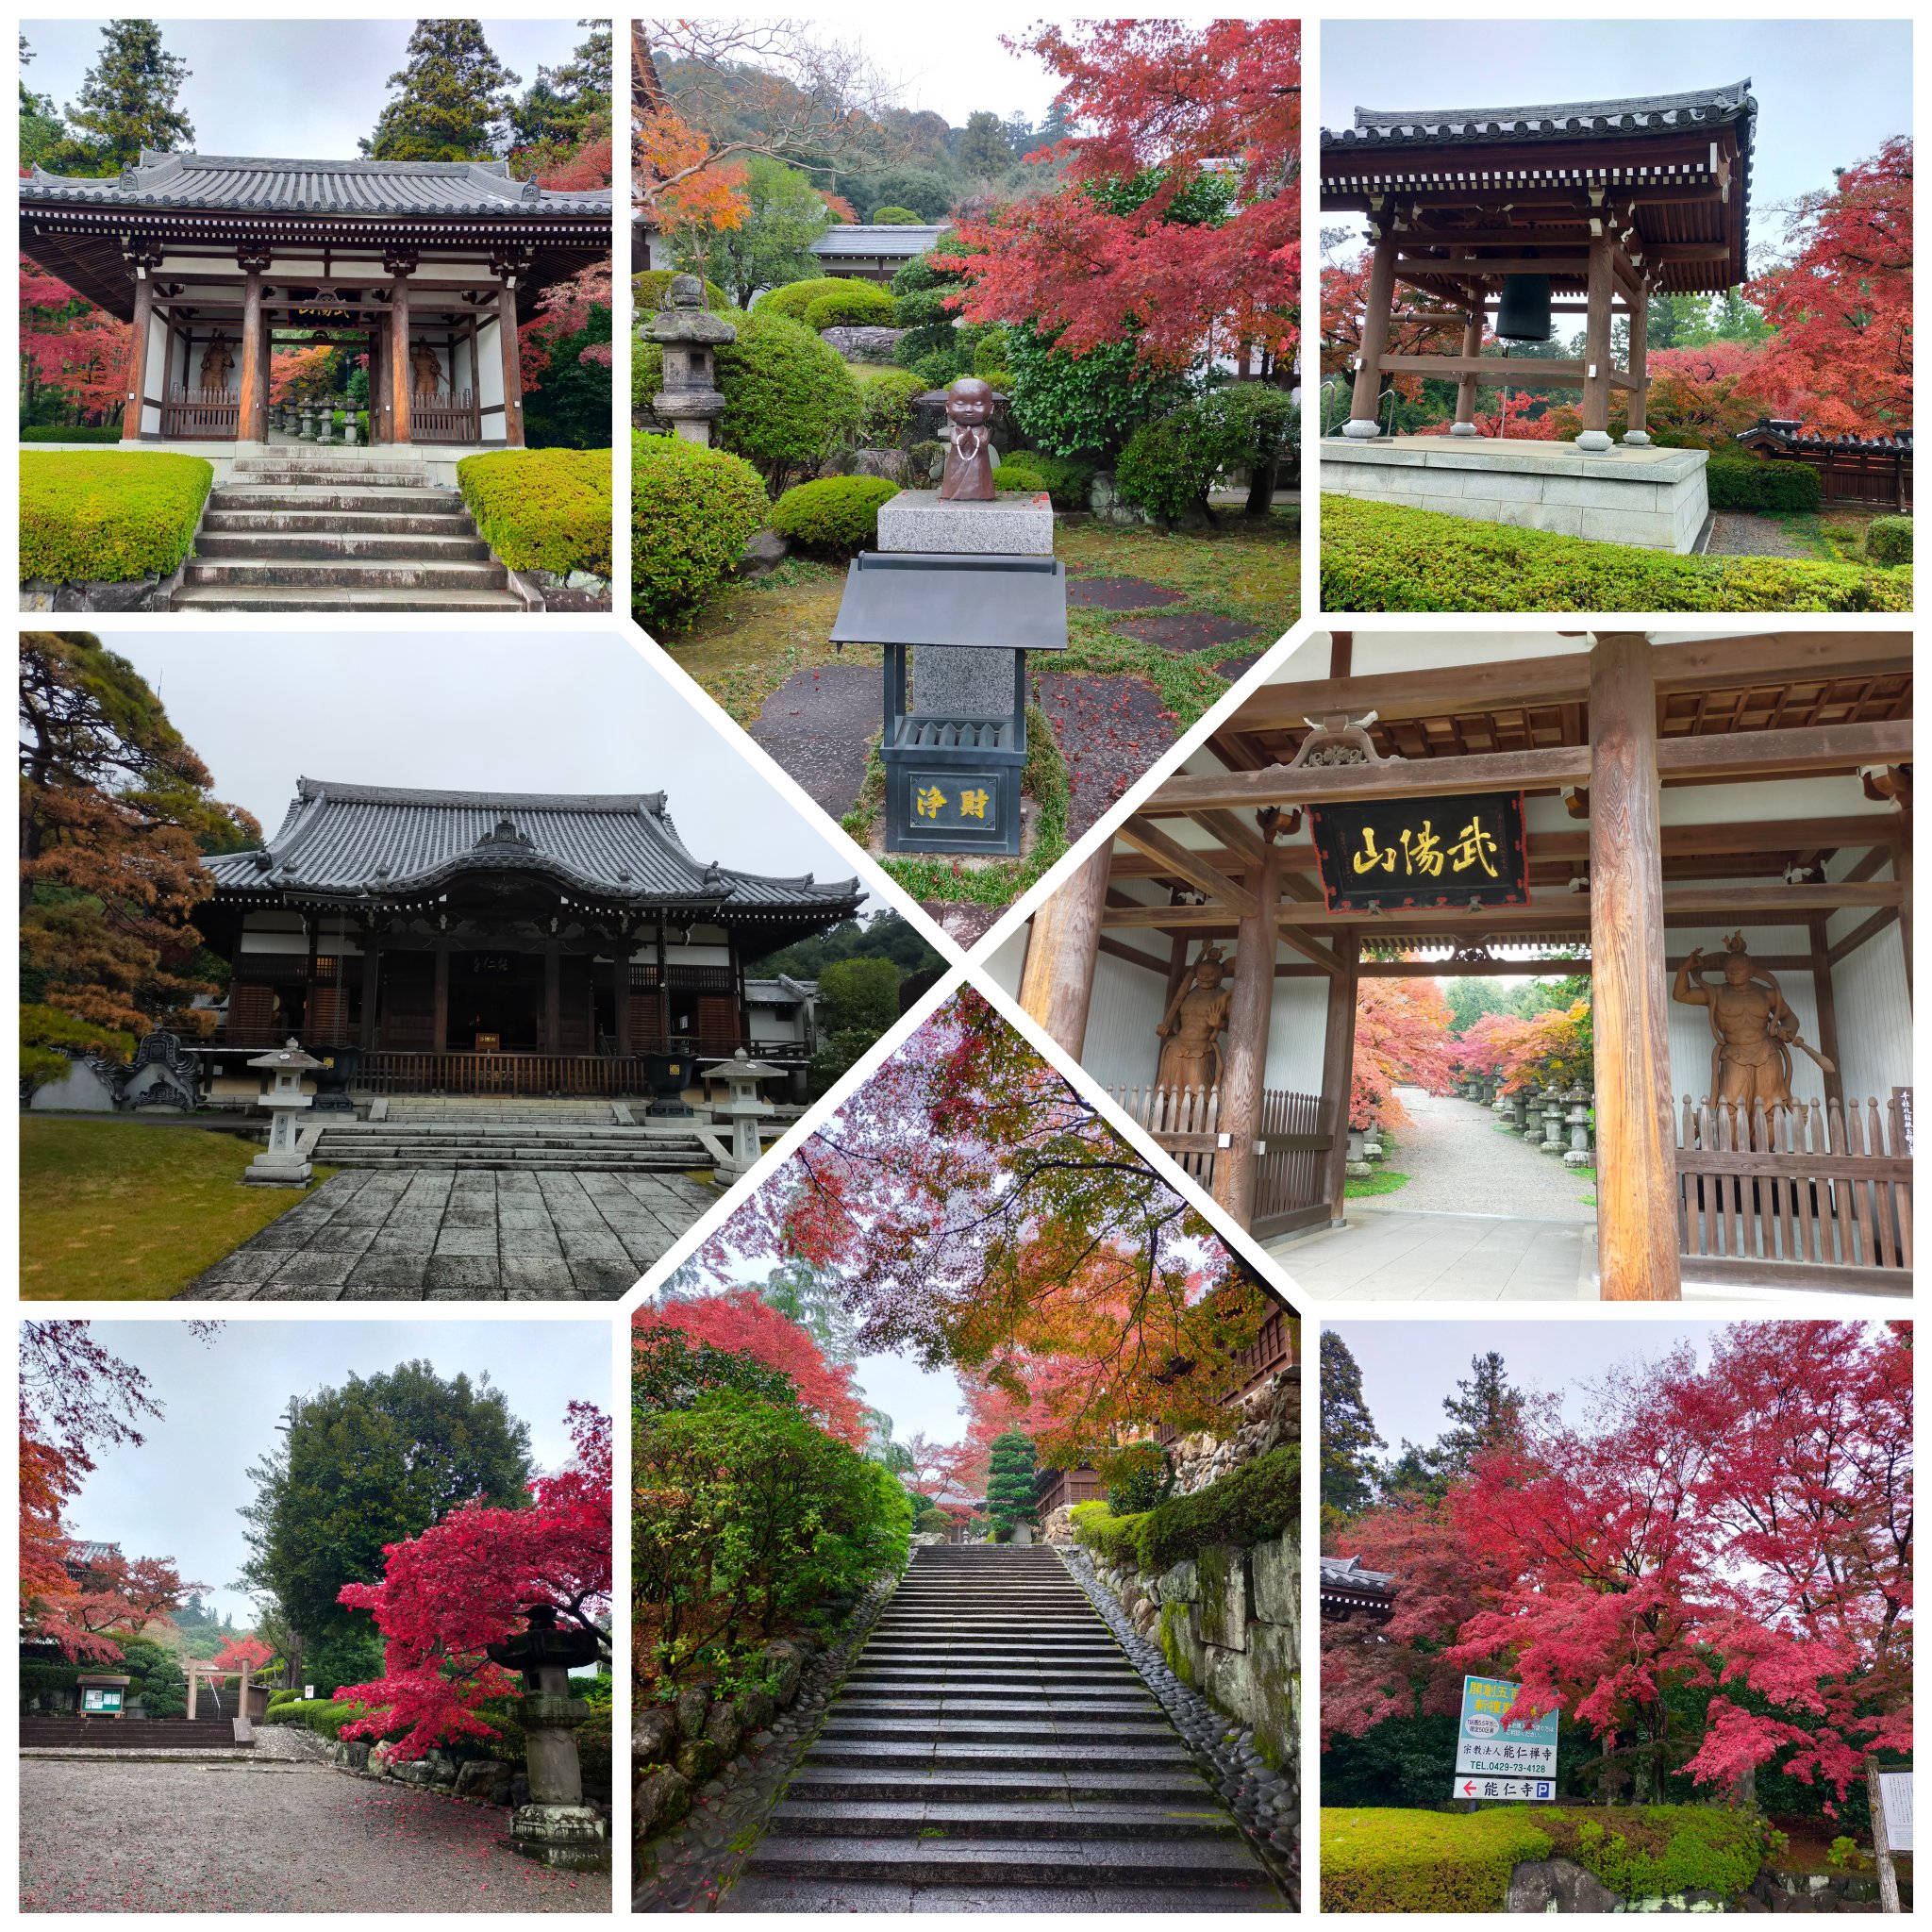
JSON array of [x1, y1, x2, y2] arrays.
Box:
[[1455, 1674, 1559, 1797], [1879, 1772, 1912, 1853], [1309, 791, 1529, 912]]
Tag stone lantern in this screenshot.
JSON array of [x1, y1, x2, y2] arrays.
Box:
[[706, 1048, 784, 1180], [244, 1038, 320, 1185], [644, 275, 734, 444], [485, 1604, 608, 1872], [1563, 1083, 1594, 1168], [1541, 1081, 1567, 1154]]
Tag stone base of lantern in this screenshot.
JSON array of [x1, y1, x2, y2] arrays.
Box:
[[1321, 436, 1709, 554], [243, 1150, 311, 1186], [1563, 1149, 1594, 1169], [508, 1801, 609, 1873]]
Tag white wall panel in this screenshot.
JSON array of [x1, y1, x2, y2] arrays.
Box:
[[1830, 923, 1913, 1107], [1077, 947, 1172, 1093]]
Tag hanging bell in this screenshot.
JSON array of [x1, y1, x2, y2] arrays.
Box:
[[1494, 274, 1553, 343]]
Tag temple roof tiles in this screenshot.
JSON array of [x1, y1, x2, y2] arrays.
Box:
[[1324, 80, 1756, 150]]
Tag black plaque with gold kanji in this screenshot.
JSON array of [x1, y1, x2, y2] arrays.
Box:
[[1308, 791, 1528, 912]]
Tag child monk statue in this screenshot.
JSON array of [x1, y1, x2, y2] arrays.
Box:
[[936, 376, 1001, 501]]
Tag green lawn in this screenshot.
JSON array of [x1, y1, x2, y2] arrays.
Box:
[[20, 1118, 334, 1301], [1345, 1167, 1409, 1199]]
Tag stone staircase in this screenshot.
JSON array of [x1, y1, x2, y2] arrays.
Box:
[[311, 1119, 714, 1174], [726, 1543, 1283, 1910], [381, 1097, 627, 1126], [20, 1715, 250, 1752], [171, 452, 525, 612]]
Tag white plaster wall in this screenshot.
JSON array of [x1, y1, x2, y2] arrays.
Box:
[[982, 924, 1025, 995], [1830, 923, 1913, 1108], [1077, 947, 1172, 1094], [662, 941, 730, 966], [477, 312, 508, 411], [1270, 629, 1778, 685], [139, 308, 169, 432], [1264, 972, 1330, 1093]]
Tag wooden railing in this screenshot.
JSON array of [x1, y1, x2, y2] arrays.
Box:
[[1675, 1094, 1912, 1290], [161, 387, 240, 438], [410, 390, 479, 443], [358, 1052, 658, 1097], [1106, 1082, 1330, 1239]]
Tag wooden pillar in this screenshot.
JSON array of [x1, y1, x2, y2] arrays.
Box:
[[543, 944, 560, 1053], [1210, 842, 1280, 1228], [368, 325, 386, 443], [1623, 282, 1650, 441], [1318, 938, 1360, 1225], [1807, 915, 1844, 1111], [432, 942, 449, 1054], [1346, 225, 1398, 431], [612, 940, 633, 1057], [1590, 633, 1681, 1300], [1895, 787, 1913, 991], [496, 285, 525, 446], [389, 274, 413, 444], [1018, 844, 1111, 1058], [123, 275, 153, 441], [359, 941, 380, 1052], [1452, 304, 1484, 428], [1578, 232, 1615, 441], [236, 271, 267, 441]]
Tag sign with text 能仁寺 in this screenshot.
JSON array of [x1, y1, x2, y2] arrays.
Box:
[[1308, 791, 1529, 913], [1453, 1673, 1559, 1800]]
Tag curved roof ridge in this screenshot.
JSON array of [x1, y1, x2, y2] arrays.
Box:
[[293, 777, 671, 813], [1351, 79, 1752, 130]]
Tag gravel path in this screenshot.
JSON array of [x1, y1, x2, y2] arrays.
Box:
[[1706, 512, 1813, 558], [20, 1758, 607, 1913], [1370, 1086, 1595, 1222]]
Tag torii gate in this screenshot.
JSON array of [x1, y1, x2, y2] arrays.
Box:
[[184, 1658, 260, 1736]]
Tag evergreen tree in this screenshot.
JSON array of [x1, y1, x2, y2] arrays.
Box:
[[19, 36, 66, 171], [678, 156, 830, 308], [362, 19, 521, 162], [1383, 1351, 1525, 1506], [752, 912, 941, 981], [956, 110, 1014, 181], [61, 20, 194, 174], [985, 1429, 1039, 1538], [1320, 1331, 1385, 1521], [508, 18, 612, 150]]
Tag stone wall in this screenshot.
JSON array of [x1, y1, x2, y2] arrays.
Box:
[[1167, 1368, 1297, 1496]]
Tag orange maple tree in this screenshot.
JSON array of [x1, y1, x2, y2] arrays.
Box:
[[1351, 978, 1458, 1130]]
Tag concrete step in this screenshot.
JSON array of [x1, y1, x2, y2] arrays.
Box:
[[768, 1798, 1241, 1840], [722, 1875, 1279, 1912], [182, 558, 510, 591], [783, 1765, 1216, 1806], [800, 1740, 1200, 1772], [203, 509, 476, 537], [169, 584, 528, 612], [231, 462, 431, 484], [312, 1154, 710, 1174], [195, 531, 493, 563], [816, 1718, 1177, 1745], [209, 487, 462, 513]]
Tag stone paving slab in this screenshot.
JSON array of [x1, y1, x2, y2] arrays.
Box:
[[748, 661, 880, 818], [1269, 1209, 1590, 1301], [180, 1167, 717, 1302], [1065, 573, 1187, 610], [1113, 611, 1260, 654]]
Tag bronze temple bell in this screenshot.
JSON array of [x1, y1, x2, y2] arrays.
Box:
[[1493, 260, 1553, 344]]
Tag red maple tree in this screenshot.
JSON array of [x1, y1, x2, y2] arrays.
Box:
[[1321, 249, 1467, 397], [20, 260, 130, 425], [209, 1634, 275, 1675], [1352, 978, 1458, 1130]]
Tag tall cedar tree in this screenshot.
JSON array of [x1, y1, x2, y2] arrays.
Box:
[[363, 19, 521, 162], [985, 1429, 1039, 1535], [507, 18, 612, 152], [19, 633, 258, 1041], [1319, 1330, 1385, 1522], [239, 1362, 533, 1657], [1381, 1351, 1526, 1506], [61, 20, 194, 174]]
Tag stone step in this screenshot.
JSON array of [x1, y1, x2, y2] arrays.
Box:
[[816, 1717, 1176, 1745], [195, 531, 494, 563], [783, 1765, 1215, 1806], [312, 1156, 710, 1174], [315, 1127, 695, 1144], [769, 1799, 1242, 1840], [209, 487, 462, 513], [834, 1696, 1159, 1718], [169, 584, 529, 612], [205, 510, 473, 538], [182, 558, 510, 591], [231, 461, 431, 482], [800, 1740, 1199, 1772], [740, 1834, 1272, 1888], [722, 1874, 1278, 1912]]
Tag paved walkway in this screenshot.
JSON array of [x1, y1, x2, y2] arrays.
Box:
[[19, 1757, 607, 1912], [183, 1168, 714, 1302]]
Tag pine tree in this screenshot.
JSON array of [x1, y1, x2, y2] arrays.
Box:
[[362, 19, 521, 163], [508, 18, 612, 150], [1319, 1331, 1385, 1520], [1384, 1351, 1524, 1505], [62, 20, 194, 174], [956, 110, 1014, 182], [985, 1429, 1039, 1538]]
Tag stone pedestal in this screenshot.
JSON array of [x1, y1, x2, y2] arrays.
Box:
[[510, 1692, 608, 1873], [1321, 436, 1709, 554], [878, 491, 1055, 717]]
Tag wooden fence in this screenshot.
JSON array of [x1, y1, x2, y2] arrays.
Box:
[[1674, 1094, 1912, 1290], [410, 390, 480, 443], [160, 387, 239, 438], [358, 1052, 658, 1097], [1106, 1082, 1331, 1239]]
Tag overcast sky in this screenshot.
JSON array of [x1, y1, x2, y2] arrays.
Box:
[[1322, 20, 1913, 271], [22, 19, 596, 161], [58, 1318, 609, 1627], [105, 632, 874, 908]]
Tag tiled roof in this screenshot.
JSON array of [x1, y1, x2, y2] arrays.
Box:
[[1738, 418, 1912, 454], [205, 778, 857, 911], [1319, 1555, 1398, 1592], [1325, 81, 1755, 151], [23, 149, 609, 215], [812, 224, 946, 255]]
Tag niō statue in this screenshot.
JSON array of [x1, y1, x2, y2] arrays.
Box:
[[1155, 942, 1234, 1091], [937, 376, 1001, 502], [1673, 931, 1835, 1120], [409, 343, 442, 395], [199, 338, 234, 391]]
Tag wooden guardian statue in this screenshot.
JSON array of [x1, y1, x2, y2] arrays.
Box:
[[1156, 942, 1234, 1092], [1673, 931, 1836, 1121]]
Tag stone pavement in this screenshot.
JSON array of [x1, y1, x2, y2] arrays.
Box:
[[19, 1757, 607, 1913], [1369, 1088, 1596, 1222], [182, 1167, 716, 1302]]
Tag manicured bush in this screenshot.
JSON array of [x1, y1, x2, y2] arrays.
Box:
[[1541, 1807, 1763, 1900], [871, 206, 924, 225], [456, 448, 612, 578], [714, 310, 863, 491], [1005, 323, 1195, 460], [259, 1696, 375, 1740], [769, 475, 899, 553], [754, 276, 874, 324], [857, 368, 927, 447], [267, 1686, 305, 1708], [1867, 515, 1912, 566], [632, 334, 663, 416], [1105, 1441, 1172, 1516], [804, 282, 897, 332], [633, 269, 729, 315], [992, 461, 1048, 493], [631, 431, 769, 630], [21, 1002, 137, 1092], [139, 1653, 187, 1719], [913, 1507, 952, 1533], [907, 347, 967, 390], [1116, 405, 1237, 519], [1074, 1445, 1299, 1574], [1322, 495, 1914, 613], [20, 451, 214, 584], [21, 425, 123, 443], [1009, 450, 1097, 512], [1704, 453, 1824, 513]]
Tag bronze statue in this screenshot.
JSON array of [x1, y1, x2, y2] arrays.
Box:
[[1673, 931, 1835, 1119], [1156, 943, 1234, 1091], [199, 338, 234, 391], [937, 376, 1000, 501]]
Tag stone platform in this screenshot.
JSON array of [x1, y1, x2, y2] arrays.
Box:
[[1322, 435, 1709, 554]]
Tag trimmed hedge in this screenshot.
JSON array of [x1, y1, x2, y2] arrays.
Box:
[[1322, 495, 1914, 613], [993, 461, 1049, 493], [21, 451, 213, 584], [755, 275, 875, 324], [714, 310, 863, 490], [1867, 515, 1912, 566], [857, 368, 926, 447], [872, 206, 923, 225], [1073, 1444, 1299, 1574], [805, 282, 897, 332], [631, 431, 769, 630], [1320, 1806, 1764, 1913], [22, 425, 124, 443], [1705, 453, 1823, 513], [259, 1696, 371, 1741], [456, 448, 612, 578], [770, 475, 899, 553]]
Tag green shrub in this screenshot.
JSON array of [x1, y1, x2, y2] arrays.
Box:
[[913, 1507, 951, 1533], [1705, 453, 1823, 513], [1008, 450, 1097, 512], [715, 310, 863, 491], [857, 368, 927, 447], [632, 335, 663, 416], [633, 269, 728, 315], [259, 1696, 371, 1740], [456, 448, 612, 578], [1541, 1807, 1763, 1899], [769, 475, 899, 553], [267, 1686, 304, 1708], [906, 347, 968, 391], [755, 276, 875, 324], [302, 1625, 384, 1700], [21, 425, 124, 443], [1105, 1441, 1173, 1516], [993, 461, 1048, 493], [1116, 385, 1297, 519], [871, 206, 923, 225], [1322, 495, 1914, 613], [804, 283, 897, 332], [631, 431, 769, 631], [21, 452, 214, 584], [21, 1002, 137, 1092], [138, 1653, 187, 1719], [1005, 323, 1195, 460], [1074, 1445, 1299, 1573], [1867, 515, 1912, 566]]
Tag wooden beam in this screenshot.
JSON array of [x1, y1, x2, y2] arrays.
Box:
[[1653, 718, 1914, 782], [1808, 915, 1845, 1111], [1097, 935, 1170, 975], [1376, 354, 1640, 392], [1318, 945, 1360, 1226], [1018, 845, 1111, 1057], [1190, 808, 1268, 869], [1115, 818, 1256, 917], [1827, 907, 1900, 967], [1590, 635, 1681, 1301], [1149, 744, 1594, 815], [1211, 846, 1280, 1227]]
